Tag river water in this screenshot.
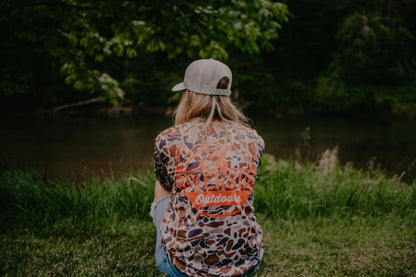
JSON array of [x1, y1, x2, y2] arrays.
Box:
[[1, 114, 415, 182]]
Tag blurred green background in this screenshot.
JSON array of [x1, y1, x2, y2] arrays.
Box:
[[2, 0, 415, 117]]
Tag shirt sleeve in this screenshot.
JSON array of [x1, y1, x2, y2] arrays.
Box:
[[154, 136, 174, 191], [256, 134, 265, 169]]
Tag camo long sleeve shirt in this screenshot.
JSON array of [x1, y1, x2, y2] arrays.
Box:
[[154, 117, 265, 277]]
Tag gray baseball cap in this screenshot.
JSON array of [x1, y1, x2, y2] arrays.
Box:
[[172, 58, 232, 96]]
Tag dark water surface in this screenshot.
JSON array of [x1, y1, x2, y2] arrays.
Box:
[[1, 114, 415, 182]]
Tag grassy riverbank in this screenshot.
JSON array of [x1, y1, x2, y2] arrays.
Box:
[[1, 153, 415, 276]]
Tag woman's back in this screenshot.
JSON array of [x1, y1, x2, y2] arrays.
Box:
[[154, 117, 264, 276]]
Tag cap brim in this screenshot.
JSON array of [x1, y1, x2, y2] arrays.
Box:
[[172, 82, 186, 91]]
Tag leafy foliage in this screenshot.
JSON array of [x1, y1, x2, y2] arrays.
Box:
[[311, 0, 416, 114], [1, 0, 289, 103], [1, 0, 415, 116]]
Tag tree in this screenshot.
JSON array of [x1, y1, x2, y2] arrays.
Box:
[[312, 0, 416, 114], [2, 0, 289, 105]]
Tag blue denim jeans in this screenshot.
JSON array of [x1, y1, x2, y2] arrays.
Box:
[[151, 196, 188, 277], [151, 196, 262, 277]]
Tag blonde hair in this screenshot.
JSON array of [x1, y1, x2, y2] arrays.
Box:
[[173, 77, 248, 129]]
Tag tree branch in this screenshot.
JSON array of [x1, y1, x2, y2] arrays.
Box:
[[52, 97, 102, 113]]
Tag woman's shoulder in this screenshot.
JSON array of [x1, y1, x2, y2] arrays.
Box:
[[234, 122, 264, 141], [228, 122, 265, 153], [155, 119, 200, 142], [155, 125, 180, 144]]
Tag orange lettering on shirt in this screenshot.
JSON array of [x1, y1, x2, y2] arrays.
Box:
[[176, 175, 186, 190], [226, 171, 237, 189], [203, 173, 215, 190], [190, 174, 201, 189], [214, 172, 224, 190]]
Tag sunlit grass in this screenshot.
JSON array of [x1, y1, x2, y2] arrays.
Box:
[[259, 216, 416, 276], [1, 152, 415, 276], [255, 153, 416, 220], [1, 220, 159, 277]]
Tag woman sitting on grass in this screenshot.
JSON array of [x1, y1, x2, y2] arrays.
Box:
[[151, 58, 265, 277]]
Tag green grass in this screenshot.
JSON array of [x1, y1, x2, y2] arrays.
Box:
[[255, 154, 416, 220], [1, 153, 415, 276], [0, 169, 156, 235], [260, 216, 416, 276]]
